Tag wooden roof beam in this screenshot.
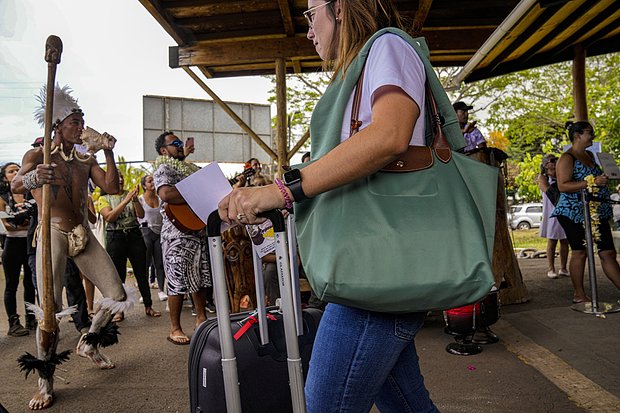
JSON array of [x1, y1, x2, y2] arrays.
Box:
[[277, 0, 296, 37], [485, 2, 565, 73], [138, 0, 191, 45], [517, 0, 601, 65], [171, 37, 317, 67], [170, 28, 493, 68]]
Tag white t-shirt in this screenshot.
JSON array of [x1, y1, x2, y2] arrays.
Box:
[[340, 33, 426, 145]]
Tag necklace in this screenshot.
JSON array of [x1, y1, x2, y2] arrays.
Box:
[[50, 142, 91, 163], [153, 156, 200, 178]]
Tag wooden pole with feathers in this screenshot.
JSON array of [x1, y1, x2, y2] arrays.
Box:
[[39, 35, 62, 339]]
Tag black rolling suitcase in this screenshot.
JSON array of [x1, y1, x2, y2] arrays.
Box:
[[189, 210, 321, 413]]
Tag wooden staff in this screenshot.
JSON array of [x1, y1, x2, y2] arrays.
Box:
[[39, 35, 62, 337]]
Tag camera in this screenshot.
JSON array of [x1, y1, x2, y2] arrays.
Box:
[[5, 199, 36, 227]]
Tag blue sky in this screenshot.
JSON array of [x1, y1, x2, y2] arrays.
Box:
[[0, 0, 272, 166]]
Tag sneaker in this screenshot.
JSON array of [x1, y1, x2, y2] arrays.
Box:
[[7, 320, 29, 337], [558, 269, 570, 277], [158, 291, 168, 301], [206, 303, 216, 314], [139, 297, 144, 304], [547, 271, 558, 279]]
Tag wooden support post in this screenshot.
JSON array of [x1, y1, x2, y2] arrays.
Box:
[[182, 67, 277, 161], [572, 44, 587, 121], [275, 58, 288, 175]]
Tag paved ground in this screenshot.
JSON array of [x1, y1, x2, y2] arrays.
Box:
[[1, 254, 619, 413]]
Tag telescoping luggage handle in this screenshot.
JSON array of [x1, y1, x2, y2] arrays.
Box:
[[207, 210, 307, 413]]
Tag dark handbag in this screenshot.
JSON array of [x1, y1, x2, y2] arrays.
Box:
[[545, 181, 560, 206]]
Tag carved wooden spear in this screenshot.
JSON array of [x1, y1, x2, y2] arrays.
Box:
[[39, 35, 62, 339]]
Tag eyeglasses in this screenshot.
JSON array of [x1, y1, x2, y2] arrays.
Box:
[[303, 1, 334, 28], [165, 139, 184, 148], [547, 158, 557, 164]]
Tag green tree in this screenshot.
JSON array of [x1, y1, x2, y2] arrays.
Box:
[[92, 156, 149, 202], [266, 72, 331, 151], [514, 153, 543, 202], [116, 156, 149, 193]]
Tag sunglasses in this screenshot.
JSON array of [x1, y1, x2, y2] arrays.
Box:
[[303, 1, 334, 27], [165, 139, 184, 148], [546, 158, 557, 164]]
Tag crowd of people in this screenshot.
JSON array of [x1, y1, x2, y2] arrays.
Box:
[[2, 1, 619, 411], [0, 134, 279, 339], [0, 72, 286, 409]]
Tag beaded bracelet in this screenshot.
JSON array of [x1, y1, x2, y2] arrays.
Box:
[[274, 178, 293, 210], [22, 170, 41, 191]]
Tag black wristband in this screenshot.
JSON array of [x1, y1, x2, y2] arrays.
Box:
[[283, 168, 308, 202]]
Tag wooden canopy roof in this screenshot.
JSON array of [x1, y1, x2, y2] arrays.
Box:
[[139, 0, 619, 82]]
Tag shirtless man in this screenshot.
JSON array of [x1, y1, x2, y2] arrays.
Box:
[[12, 86, 134, 410]]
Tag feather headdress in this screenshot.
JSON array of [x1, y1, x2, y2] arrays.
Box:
[[33, 83, 84, 128]]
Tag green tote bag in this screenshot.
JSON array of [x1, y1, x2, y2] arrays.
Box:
[[294, 29, 497, 313]]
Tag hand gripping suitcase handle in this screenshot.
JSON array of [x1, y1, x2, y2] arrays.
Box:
[[207, 209, 286, 237], [206, 209, 306, 413]]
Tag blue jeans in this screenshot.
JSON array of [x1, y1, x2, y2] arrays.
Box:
[[305, 304, 439, 413]]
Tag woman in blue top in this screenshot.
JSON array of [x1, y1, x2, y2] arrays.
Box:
[[552, 121, 620, 303]]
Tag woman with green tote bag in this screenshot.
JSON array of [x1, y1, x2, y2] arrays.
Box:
[[218, 1, 497, 411]]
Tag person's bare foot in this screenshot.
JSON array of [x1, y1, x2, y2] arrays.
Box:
[[195, 316, 207, 329], [76, 335, 115, 369], [145, 307, 161, 317], [28, 378, 53, 410], [168, 328, 190, 345], [572, 295, 591, 304]]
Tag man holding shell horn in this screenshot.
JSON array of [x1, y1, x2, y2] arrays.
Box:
[[12, 84, 135, 410]]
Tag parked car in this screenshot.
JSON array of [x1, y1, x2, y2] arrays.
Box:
[[508, 203, 543, 230]]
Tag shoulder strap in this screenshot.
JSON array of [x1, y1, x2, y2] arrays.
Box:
[[349, 65, 366, 137], [348, 66, 449, 156]]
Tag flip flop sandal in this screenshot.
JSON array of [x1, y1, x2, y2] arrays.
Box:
[[167, 335, 190, 345], [146, 308, 161, 317]]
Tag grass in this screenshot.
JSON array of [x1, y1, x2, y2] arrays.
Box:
[[508, 228, 548, 251]]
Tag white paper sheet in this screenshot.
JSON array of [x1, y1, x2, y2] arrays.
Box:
[[175, 162, 232, 225], [595, 152, 620, 179]]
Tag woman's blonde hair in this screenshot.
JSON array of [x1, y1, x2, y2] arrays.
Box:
[[325, 0, 405, 78], [252, 175, 273, 187]]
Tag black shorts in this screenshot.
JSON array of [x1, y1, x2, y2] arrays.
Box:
[[556, 215, 615, 251]]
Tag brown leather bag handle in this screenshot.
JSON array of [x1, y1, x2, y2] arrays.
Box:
[[424, 83, 451, 163], [349, 68, 365, 137], [350, 69, 452, 172]]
